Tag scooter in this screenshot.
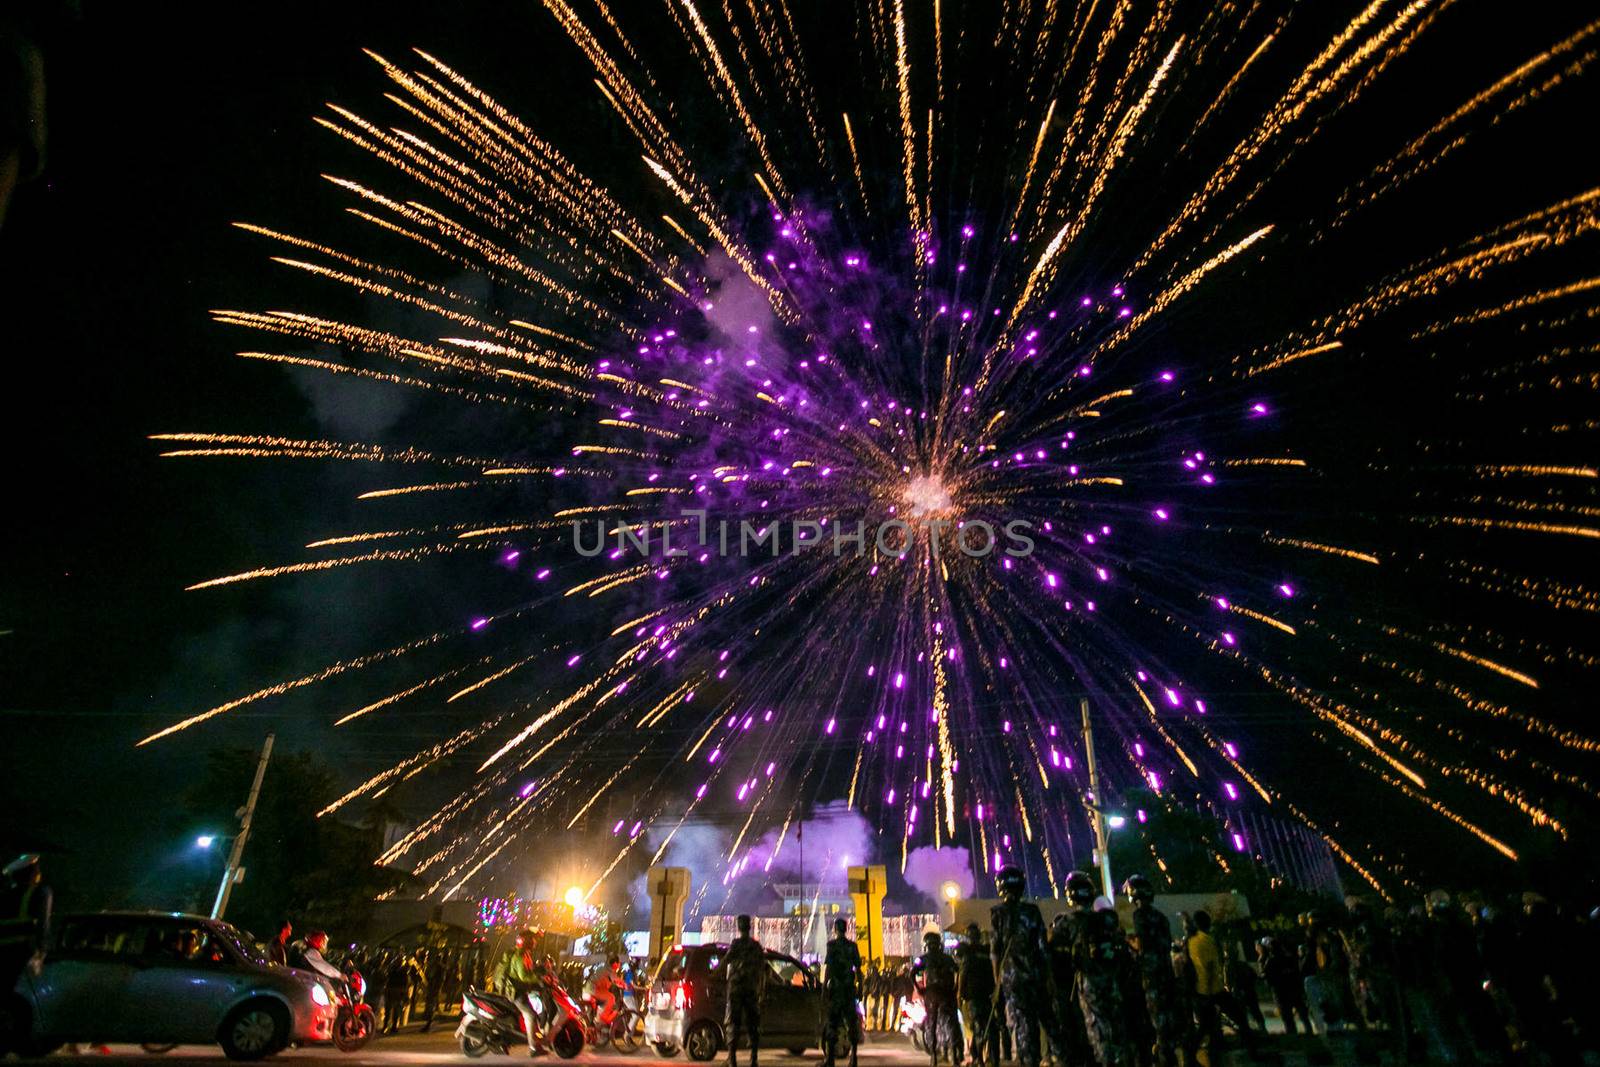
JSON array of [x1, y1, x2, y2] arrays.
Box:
[[456, 986, 586, 1059]]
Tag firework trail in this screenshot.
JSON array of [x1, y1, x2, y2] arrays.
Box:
[[147, 2, 1600, 900]]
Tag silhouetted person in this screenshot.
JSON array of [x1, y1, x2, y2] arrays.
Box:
[[725, 914, 767, 1067]]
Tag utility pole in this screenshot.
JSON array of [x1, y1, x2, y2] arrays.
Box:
[[212, 732, 274, 921], [1080, 699, 1114, 901]]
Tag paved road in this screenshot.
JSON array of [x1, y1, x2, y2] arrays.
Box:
[[12, 1021, 1457, 1067], [13, 1027, 925, 1067]]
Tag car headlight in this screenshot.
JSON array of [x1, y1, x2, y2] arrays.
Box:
[[311, 982, 332, 1006]]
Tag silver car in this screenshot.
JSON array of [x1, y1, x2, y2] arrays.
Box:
[[10, 911, 338, 1059]]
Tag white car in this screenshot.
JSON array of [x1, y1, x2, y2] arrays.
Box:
[[8, 911, 338, 1060]]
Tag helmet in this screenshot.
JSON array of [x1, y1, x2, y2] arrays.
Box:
[[1425, 890, 1451, 915], [306, 930, 329, 952], [922, 930, 942, 952], [996, 866, 1027, 900], [1065, 871, 1096, 906], [964, 922, 981, 942], [1122, 874, 1155, 904], [515, 927, 537, 949]]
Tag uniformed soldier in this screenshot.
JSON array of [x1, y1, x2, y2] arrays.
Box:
[[1123, 875, 1186, 1067], [725, 914, 768, 1067], [823, 919, 863, 1067], [1047, 912, 1090, 1067], [957, 923, 999, 1067], [989, 865, 1059, 1067], [914, 930, 963, 1067], [1063, 871, 1136, 1067]]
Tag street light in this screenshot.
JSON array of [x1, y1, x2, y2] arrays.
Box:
[[195, 835, 217, 849], [1105, 814, 1127, 830], [564, 886, 586, 909], [940, 880, 961, 927]]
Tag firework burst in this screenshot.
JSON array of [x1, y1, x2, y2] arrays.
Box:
[[146, 2, 1600, 901]]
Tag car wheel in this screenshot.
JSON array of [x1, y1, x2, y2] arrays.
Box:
[[786, 1047, 807, 1056], [219, 1000, 288, 1061], [651, 1040, 681, 1058], [684, 1021, 720, 1062], [141, 1042, 181, 1053]]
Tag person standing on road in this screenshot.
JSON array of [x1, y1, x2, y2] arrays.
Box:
[[0, 854, 50, 996], [1063, 872, 1135, 1067], [1186, 910, 1256, 1065], [990, 865, 1056, 1067], [958, 923, 1000, 1067], [914, 930, 963, 1067], [1259, 937, 1311, 1036], [1125, 875, 1185, 1067], [725, 914, 768, 1067], [822, 918, 863, 1067], [1046, 911, 1089, 1067]]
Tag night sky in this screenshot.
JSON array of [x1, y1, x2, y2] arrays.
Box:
[[3, 2, 1598, 909]]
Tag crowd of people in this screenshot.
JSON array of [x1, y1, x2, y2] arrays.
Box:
[[265, 917, 495, 1035], [898, 870, 1596, 1067]]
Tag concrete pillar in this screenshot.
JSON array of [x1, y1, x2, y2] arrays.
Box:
[[847, 864, 888, 962], [647, 866, 691, 960]]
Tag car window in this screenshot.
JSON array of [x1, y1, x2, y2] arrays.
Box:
[[216, 923, 268, 966], [56, 917, 152, 957], [654, 951, 685, 984], [766, 954, 807, 987], [141, 923, 233, 966]]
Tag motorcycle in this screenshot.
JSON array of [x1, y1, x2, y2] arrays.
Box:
[[331, 968, 377, 1053], [456, 986, 586, 1059]]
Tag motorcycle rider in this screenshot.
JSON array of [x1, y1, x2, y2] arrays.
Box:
[[298, 929, 347, 986], [1124, 875, 1186, 1067], [725, 914, 767, 1067], [989, 865, 1058, 1067], [497, 928, 549, 1056], [822, 918, 863, 1067], [913, 930, 963, 1067]]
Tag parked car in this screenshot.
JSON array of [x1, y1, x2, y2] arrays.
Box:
[[644, 943, 844, 1061], [7, 911, 339, 1060]]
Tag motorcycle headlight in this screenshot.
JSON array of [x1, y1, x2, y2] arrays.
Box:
[[311, 982, 332, 1007]]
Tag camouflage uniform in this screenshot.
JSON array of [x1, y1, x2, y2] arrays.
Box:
[[1129, 903, 1186, 1067], [823, 934, 863, 1067], [1047, 914, 1091, 1067], [957, 935, 1000, 1067], [991, 898, 1059, 1067], [1066, 907, 1136, 1067], [914, 940, 964, 1067], [724, 934, 768, 1067]]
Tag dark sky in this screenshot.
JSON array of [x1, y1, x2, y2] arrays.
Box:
[[0, 1, 598, 906], [2, 2, 1598, 909]]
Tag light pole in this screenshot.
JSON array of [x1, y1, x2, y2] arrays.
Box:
[[212, 732, 274, 921], [1080, 699, 1115, 901]]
